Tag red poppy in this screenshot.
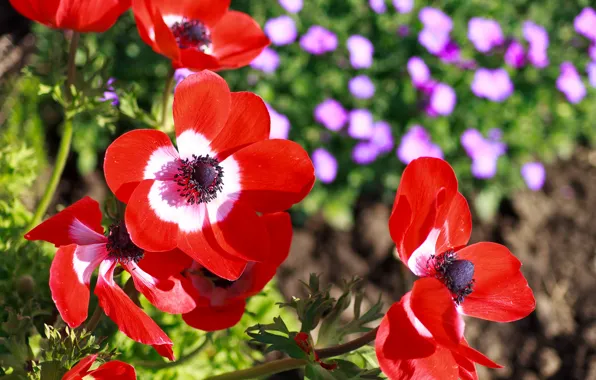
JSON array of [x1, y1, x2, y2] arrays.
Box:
[[376, 157, 535, 379], [9, 0, 130, 32], [63, 354, 136, 380], [103, 71, 314, 281], [132, 0, 269, 70], [181, 212, 291, 331], [25, 197, 197, 360]]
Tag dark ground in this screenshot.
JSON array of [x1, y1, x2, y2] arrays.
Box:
[[279, 147, 596, 380]]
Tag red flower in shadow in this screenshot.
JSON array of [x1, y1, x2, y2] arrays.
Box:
[[132, 0, 269, 70], [63, 354, 136, 380]]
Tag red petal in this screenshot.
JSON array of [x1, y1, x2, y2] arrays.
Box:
[[9, 0, 59, 27], [25, 197, 105, 247], [63, 354, 97, 380], [137, 250, 193, 278], [50, 244, 107, 328], [230, 139, 315, 213], [124, 261, 196, 314], [388, 195, 412, 265], [178, 48, 221, 71], [390, 157, 460, 261], [376, 299, 436, 363], [207, 199, 270, 262], [151, 0, 230, 28], [458, 242, 536, 322], [435, 192, 472, 255], [454, 343, 501, 369], [173, 71, 231, 145], [210, 92, 270, 161], [94, 259, 174, 360], [132, 0, 159, 51], [88, 360, 137, 380], [211, 11, 270, 68], [104, 129, 179, 203], [452, 339, 479, 380], [56, 0, 131, 32], [151, 6, 181, 61], [410, 277, 464, 348], [182, 299, 246, 331], [242, 212, 292, 297], [125, 179, 179, 252]]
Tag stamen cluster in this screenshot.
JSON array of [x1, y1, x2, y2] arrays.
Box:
[[106, 222, 144, 263], [174, 154, 224, 205], [430, 250, 475, 304], [170, 18, 212, 52]]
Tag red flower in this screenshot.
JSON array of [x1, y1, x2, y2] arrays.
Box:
[[103, 71, 314, 281], [63, 354, 136, 380], [376, 157, 535, 379], [132, 0, 269, 70], [9, 0, 130, 32], [25, 197, 197, 360], [181, 212, 291, 331]]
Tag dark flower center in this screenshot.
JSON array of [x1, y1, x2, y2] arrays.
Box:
[[198, 268, 236, 289], [170, 18, 212, 52], [106, 222, 144, 264], [431, 250, 475, 304], [174, 154, 224, 205]]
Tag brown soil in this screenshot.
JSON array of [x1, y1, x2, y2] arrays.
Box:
[[280, 147, 596, 380]]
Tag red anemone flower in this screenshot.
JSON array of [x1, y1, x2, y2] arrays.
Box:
[[25, 197, 197, 360], [63, 354, 136, 380], [103, 71, 314, 281], [9, 0, 130, 32], [181, 212, 291, 331], [376, 157, 535, 379], [132, 0, 269, 70]]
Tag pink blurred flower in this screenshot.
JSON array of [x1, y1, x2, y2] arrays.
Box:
[[471, 68, 513, 102], [468, 18, 504, 53], [397, 125, 443, 164], [556, 62, 586, 103], [347, 35, 374, 69]]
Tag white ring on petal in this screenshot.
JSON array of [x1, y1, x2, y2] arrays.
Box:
[[144, 146, 180, 181], [68, 218, 107, 245], [148, 180, 207, 233], [177, 130, 216, 160], [73, 243, 109, 284], [407, 228, 441, 276]]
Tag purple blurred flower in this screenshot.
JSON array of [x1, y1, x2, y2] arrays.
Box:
[[427, 83, 456, 116], [250, 48, 280, 73], [398, 25, 410, 37], [348, 109, 375, 139], [369, 0, 386, 13], [418, 8, 452, 55], [300, 26, 338, 54], [461, 129, 506, 179], [556, 62, 586, 103], [523, 21, 549, 68], [471, 68, 513, 102], [393, 0, 413, 14], [266, 104, 290, 139], [100, 78, 119, 106], [348, 75, 375, 99], [174, 69, 193, 89], [352, 142, 379, 165], [265, 16, 297, 46], [468, 18, 504, 53], [438, 41, 461, 63], [312, 148, 338, 183], [574, 7, 596, 41], [521, 162, 546, 191], [314, 99, 348, 131], [590, 44, 596, 61], [488, 128, 503, 141], [505, 40, 525, 68], [588, 62, 596, 87], [370, 121, 394, 153], [347, 35, 374, 69], [397, 125, 443, 164], [279, 0, 303, 13], [407, 56, 431, 88]]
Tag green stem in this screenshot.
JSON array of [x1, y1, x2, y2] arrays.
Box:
[[160, 66, 175, 131], [84, 303, 104, 332], [137, 334, 212, 369], [204, 327, 379, 380], [25, 32, 79, 232]]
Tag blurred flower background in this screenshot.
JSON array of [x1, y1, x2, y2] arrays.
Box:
[[1, 0, 596, 378]]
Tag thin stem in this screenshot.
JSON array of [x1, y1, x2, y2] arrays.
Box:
[[205, 358, 308, 380], [24, 32, 79, 232], [204, 327, 379, 380], [84, 303, 104, 332], [160, 66, 175, 131], [137, 334, 212, 369]]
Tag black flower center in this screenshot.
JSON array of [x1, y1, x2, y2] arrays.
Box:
[[198, 268, 236, 289], [170, 18, 212, 52], [431, 250, 475, 304], [106, 222, 144, 264], [174, 154, 224, 205]]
